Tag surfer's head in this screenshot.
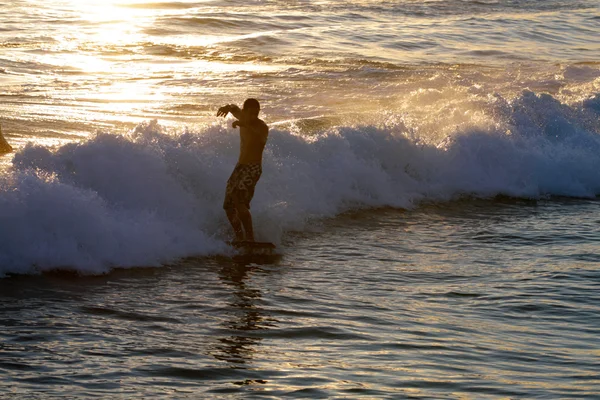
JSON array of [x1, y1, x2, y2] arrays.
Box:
[[243, 98, 260, 119]]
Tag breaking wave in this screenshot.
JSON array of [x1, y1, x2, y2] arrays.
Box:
[[0, 90, 599, 275]]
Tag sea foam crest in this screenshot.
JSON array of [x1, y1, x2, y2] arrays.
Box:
[[0, 91, 599, 275]]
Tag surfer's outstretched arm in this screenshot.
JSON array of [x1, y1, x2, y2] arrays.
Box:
[[217, 104, 243, 119]]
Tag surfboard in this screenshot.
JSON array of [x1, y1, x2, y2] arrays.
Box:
[[227, 241, 279, 263], [229, 241, 275, 253]]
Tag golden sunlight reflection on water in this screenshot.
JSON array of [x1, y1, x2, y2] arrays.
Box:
[[1, 0, 597, 156]]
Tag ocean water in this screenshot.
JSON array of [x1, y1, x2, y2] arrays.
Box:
[[1, 0, 600, 398]]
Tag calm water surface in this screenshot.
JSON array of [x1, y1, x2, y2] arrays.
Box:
[[1, 199, 598, 398]]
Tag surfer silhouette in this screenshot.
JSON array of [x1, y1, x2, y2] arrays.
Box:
[[217, 99, 268, 243], [0, 125, 13, 153]]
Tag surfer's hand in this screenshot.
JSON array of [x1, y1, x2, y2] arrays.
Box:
[[217, 105, 230, 117], [232, 120, 240, 129]]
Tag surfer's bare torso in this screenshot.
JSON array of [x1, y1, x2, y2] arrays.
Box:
[[219, 104, 268, 165]]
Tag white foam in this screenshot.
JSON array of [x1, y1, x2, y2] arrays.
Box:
[[1, 91, 599, 275]]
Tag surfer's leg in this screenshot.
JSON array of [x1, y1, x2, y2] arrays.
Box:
[[224, 163, 260, 242], [235, 204, 255, 242], [225, 208, 245, 241]]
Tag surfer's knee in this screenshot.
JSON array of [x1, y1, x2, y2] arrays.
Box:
[[235, 203, 250, 215], [225, 206, 237, 218]]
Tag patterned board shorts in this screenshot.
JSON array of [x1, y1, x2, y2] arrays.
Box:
[[223, 163, 262, 210]]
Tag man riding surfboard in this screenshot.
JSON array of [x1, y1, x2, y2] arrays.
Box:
[[217, 99, 269, 243]]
